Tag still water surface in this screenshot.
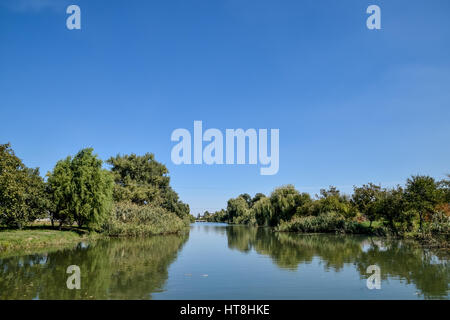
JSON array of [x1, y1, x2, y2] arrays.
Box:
[[0, 223, 448, 299]]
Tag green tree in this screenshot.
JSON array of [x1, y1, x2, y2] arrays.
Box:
[[0, 143, 47, 228], [251, 197, 273, 226], [375, 186, 407, 234], [438, 174, 450, 203], [269, 185, 301, 226], [405, 175, 441, 231], [251, 193, 266, 207], [47, 148, 113, 229], [226, 196, 249, 223], [106, 153, 189, 217], [314, 186, 356, 219], [352, 183, 382, 227]]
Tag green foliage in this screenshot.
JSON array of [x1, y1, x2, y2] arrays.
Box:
[[106, 153, 189, 218], [439, 174, 450, 203], [374, 186, 408, 234], [268, 185, 301, 226], [276, 212, 375, 235], [47, 148, 114, 230], [352, 183, 382, 225], [226, 196, 249, 223], [313, 187, 357, 219], [102, 202, 189, 237], [251, 193, 266, 207], [0, 143, 47, 228], [216, 174, 449, 243], [405, 175, 442, 230], [251, 197, 273, 226]]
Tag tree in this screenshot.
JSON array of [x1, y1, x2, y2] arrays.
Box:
[[238, 193, 252, 207], [269, 185, 301, 226], [405, 175, 441, 231], [226, 196, 249, 223], [314, 186, 356, 219], [438, 174, 450, 203], [251, 197, 273, 226], [375, 186, 407, 234], [0, 143, 47, 228], [251, 193, 266, 207], [106, 153, 189, 217], [47, 148, 113, 229], [352, 183, 382, 227], [107, 153, 170, 205]]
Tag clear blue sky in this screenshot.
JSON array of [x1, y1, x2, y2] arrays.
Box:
[[1, 0, 449, 215]]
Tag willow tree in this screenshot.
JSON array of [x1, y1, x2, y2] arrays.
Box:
[[47, 148, 113, 229]]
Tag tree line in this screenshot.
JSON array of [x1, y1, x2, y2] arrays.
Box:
[[199, 175, 450, 241], [0, 143, 191, 232]]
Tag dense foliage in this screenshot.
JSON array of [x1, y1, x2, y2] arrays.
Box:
[[0, 144, 191, 235], [47, 148, 114, 229], [107, 153, 190, 219], [0, 144, 47, 228], [199, 175, 450, 243], [102, 202, 189, 237]]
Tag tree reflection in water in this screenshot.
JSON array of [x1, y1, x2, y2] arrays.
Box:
[[226, 226, 449, 299], [0, 234, 188, 300]]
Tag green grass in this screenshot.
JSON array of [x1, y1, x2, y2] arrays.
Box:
[[0, 224, 100, 252]]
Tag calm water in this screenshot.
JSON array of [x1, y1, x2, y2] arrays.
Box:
[[0, 223, 448, 299]]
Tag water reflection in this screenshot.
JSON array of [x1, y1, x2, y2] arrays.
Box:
[[0, 224, 448, 300], [226, 226, 449, 299], [0, 234, 188, 299]]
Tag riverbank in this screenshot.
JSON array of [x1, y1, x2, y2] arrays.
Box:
[[0, 224, 100, 252], [0, 212, 191, 253]]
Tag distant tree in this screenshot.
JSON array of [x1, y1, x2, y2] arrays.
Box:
[[294, 192, 313, 216], [251, 197, 273, 226], [0, 143, 47, 228], [269, 185, 301, 226], [438, 174, 450, 203], [238, 193, 252, 207], [251, 193, 266, 207], [375, 186, 407, 234], [226, 196, 249, 223], [314, 186, 356, 219], [405, 175, 441, 231], [352, 183, 382, 227], [47, 148, 113, 229]]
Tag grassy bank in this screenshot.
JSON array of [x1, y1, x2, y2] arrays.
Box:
[[0, 204, 191, 252], [0, 224, 100, 252]]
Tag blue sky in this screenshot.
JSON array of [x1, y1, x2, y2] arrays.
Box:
[[1, 0, 449, 215]]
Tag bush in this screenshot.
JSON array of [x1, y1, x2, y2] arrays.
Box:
[[101, 202, 189, 237]]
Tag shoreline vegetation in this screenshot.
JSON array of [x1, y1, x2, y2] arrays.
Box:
[[0, 143, 193, 252], [1, 142, 449, 252], [198, 177, 450, 249]]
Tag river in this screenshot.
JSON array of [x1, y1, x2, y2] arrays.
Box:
[[0, 223, 448, 299]]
